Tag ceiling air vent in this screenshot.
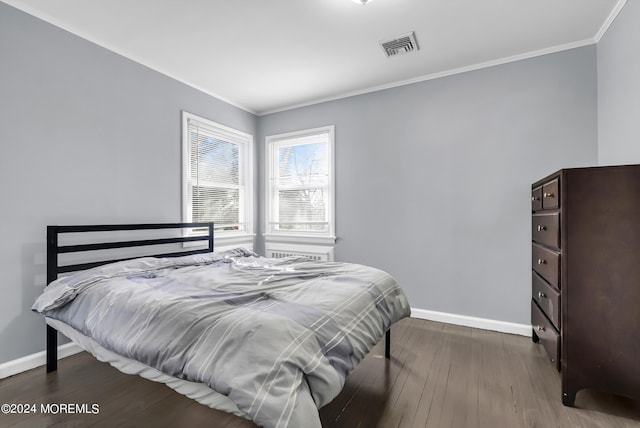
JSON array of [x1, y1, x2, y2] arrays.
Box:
[[379, 31, 419, 57]]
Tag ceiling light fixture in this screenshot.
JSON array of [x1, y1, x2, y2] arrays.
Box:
[[352, 0, 374, 4]]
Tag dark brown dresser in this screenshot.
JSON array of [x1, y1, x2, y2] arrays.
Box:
[[531, 165, 640, 407]]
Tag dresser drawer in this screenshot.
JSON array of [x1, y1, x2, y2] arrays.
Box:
[[532, 213, 560, 249], [542, 179, 559, 209], [531, 186, 543, 211], [532, 272, 560, 330], [532, 300, 560, 370], [532, 243, 560, 288]]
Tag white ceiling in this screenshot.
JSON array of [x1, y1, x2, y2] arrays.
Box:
[[2, 0, 625, 115]]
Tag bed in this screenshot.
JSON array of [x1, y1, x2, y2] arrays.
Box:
[[33, 222, 411, 428]]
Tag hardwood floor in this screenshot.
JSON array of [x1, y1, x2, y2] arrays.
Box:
[[1, 318, 639, 427]]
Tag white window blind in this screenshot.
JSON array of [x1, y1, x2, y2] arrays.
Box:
[[266, 126, 335, 243], [182, 112, 253, 236]]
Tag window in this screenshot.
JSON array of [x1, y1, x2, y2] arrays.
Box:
[[182, 112, 253, 245], [265, 126, 335, 245]]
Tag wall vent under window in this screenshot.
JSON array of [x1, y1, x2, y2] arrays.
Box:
[[266, 250, 325, 261], [379, 31, 419, 57], [265, 244, 334, 261]]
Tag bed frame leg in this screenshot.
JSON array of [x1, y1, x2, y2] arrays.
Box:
[[385, 329, 391, 359], [46, 325, 57, 372]]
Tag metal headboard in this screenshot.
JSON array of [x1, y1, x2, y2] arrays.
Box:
[[45, 222, 214, 372]]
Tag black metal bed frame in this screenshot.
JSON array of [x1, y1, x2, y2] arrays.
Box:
[[45, 222, 214, 372], [45, 221, 391, 373]]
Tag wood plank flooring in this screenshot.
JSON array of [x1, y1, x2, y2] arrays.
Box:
[[1, 318, 639, 427]]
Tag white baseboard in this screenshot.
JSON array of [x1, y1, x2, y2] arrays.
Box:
[[411, 307, 531, 337], [0, 342, 83, 379]]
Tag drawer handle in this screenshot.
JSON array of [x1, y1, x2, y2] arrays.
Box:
[[543, 192, 555, 198], [538, 291, 546, 299], [537, 259, 546, 265], [537, 225, 546, 231], [537, 325, 545, 332], [531, 196, 540, 201]]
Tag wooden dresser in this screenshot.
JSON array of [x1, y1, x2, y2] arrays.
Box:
[[531, 165, 640, 407]]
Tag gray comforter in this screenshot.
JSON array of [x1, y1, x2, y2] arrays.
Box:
[[33, 248, 411, 427]]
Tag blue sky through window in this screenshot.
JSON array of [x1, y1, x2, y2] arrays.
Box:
[[278, 141, 327, 186]]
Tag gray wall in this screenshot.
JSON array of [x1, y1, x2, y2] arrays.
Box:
[[0, 3, 258, 364], [258, 47, 598, 325], [597, 1, 640, 165]]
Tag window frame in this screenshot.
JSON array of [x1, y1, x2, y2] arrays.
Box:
[[181, 111, 254, 247], [265, 125, 336, 246]]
